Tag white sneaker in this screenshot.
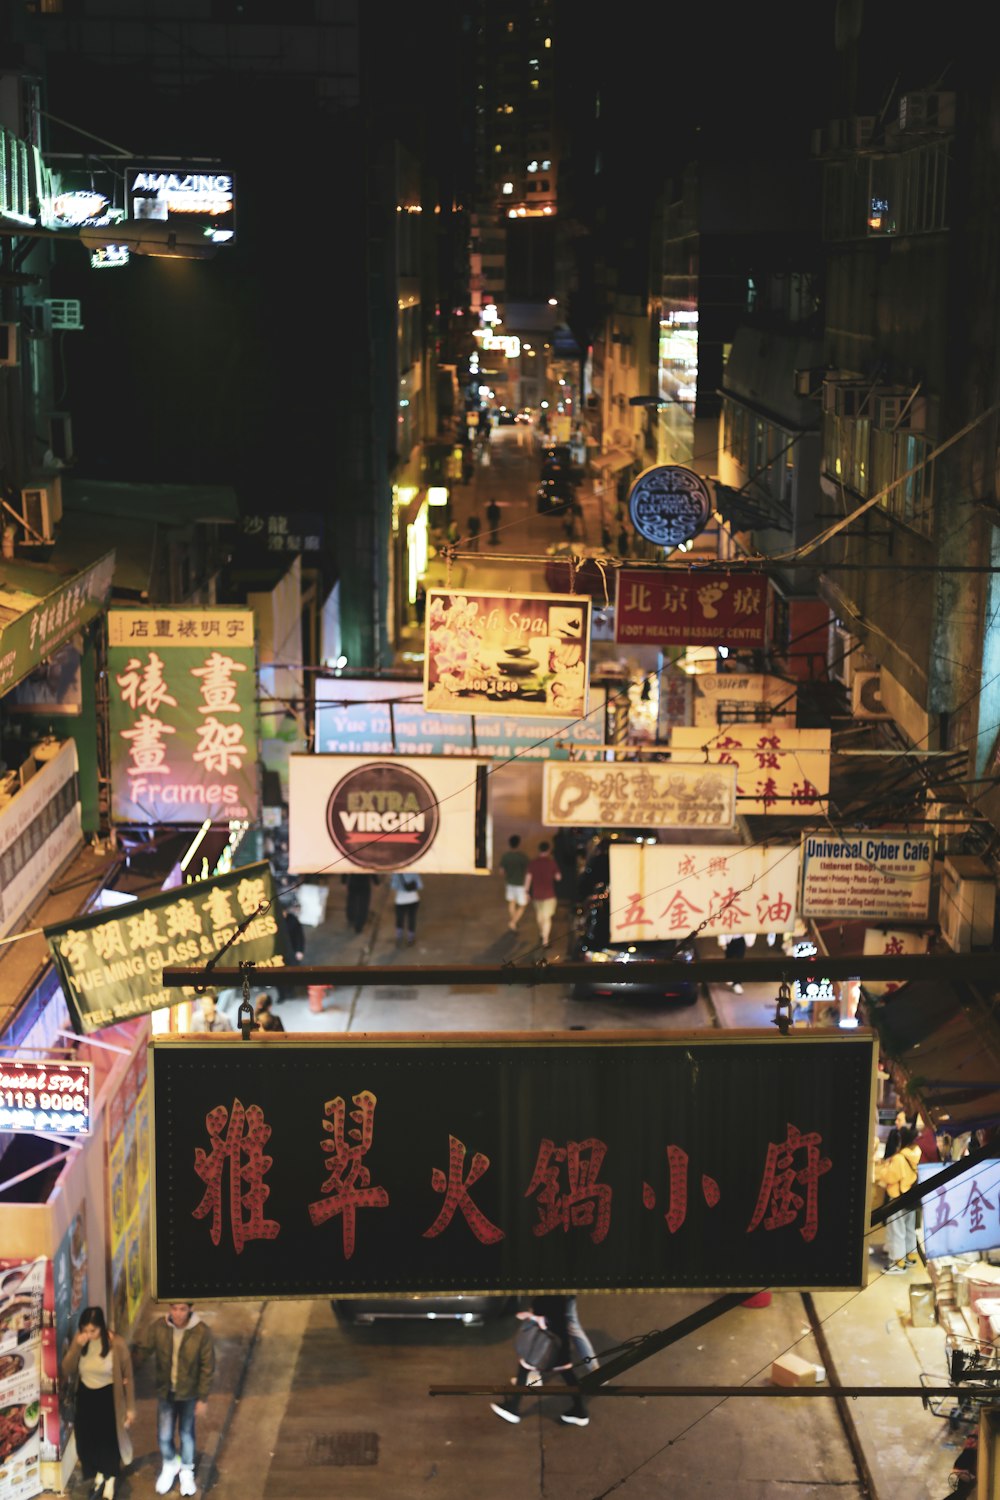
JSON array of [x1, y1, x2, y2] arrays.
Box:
[[156, 1458, 181, 1495], [731, 983, 744, 994], [178, 1470, 197, 1498]]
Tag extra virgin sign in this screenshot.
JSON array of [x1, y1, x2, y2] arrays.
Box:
[[150, 1033, 876, 1299]]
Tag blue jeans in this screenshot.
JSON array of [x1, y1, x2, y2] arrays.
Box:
[[885, 1206, 918, 1263], [158, 1396, 197, 1468]]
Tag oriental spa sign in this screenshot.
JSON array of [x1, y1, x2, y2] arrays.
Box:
[[150, 1033, 876, 1299]]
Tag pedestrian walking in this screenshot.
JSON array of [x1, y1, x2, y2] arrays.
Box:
[[252, 994, 285, 1032], [342, 872, 378, 933], [499, 834, 530, 932], [145, 1301, 215, 1496], [390, 869, 422, 945], [617, 524, 629, 558], [486, 497, 501, 545], [191, 996, 233, 1032], [283, 900, 306, 961], [526, 841, 561, 948], [490, 1296, 590, 1427], [884, 1107, 910, 1162], [446, 518, 460, 545], [879, 1125, 921, 1271], [466, 512, 481, 550], [61, 1306, 135, 1500]]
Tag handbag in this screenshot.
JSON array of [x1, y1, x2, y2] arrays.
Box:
[[514, 1318, 561, 1371]]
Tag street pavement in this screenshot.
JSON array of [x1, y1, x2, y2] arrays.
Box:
[[109, 428, 967, 1498]]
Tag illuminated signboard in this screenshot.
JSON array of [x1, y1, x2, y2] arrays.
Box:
[[106, 608, 259, 826], [150, 1032, 876, 1299], [91, 244, 130, 270], [0, 1059, 92, 1136], [125, 167, 236, 244]]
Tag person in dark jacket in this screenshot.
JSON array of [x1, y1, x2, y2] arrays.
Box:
[[884, 1108, 910, 1161], [486, 497, 501, 544], [490, 1295, 590, 1426], [283, 901, 305, 961], [342, 873, 378, 933], [143, 1302, 215, 1496], [252, 994, 285, 1033]]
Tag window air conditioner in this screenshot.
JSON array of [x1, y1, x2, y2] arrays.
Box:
[[853, 116, 876, 147], [822, 381, 868, 418], [20, 485, 57, 543], [0, 324, 18, 366], [794, 368, 823, 398], [899, 91, 956, 132]]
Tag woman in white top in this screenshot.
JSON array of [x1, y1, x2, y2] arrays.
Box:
[[389, 870, 423, 946], [61, 1306, 135, 1499]]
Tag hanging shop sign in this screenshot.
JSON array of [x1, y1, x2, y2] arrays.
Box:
[[150, 1031, 876, 1299], [610, 842, 800, 941], [0, 552, 114, 699], [44, 862, 287, 1035], [124, 167, 235, 244], [918, 1161, 1000, 1260], [424, 590, 591, 720], [671, 726, 830, 816], [615, 569, 770, 647], [627, 465, 712, 548], [239, 512, 324, 557], [541, 760, 736, 830], [800, 834, 933, 921], [314, 678, 605, 761], [288, 755, 490, 875], [42, 166, 126, 230], [658, 667, 694, 735], [0, 740, 82, 941], [862, 927, 932, 997], [0, 1059, 92, 1137], [692, 673, 796, 727], [107, 609, 259, 825]]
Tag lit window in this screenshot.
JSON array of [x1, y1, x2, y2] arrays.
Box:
[[541, 159, 551, 169], [530, 79, 539, 90], [544, 35, 551, 47], [507, 19, 514, 30], [527, 160, 538, 172], [494, 144, 502, 154], [502, 181, 513, 194]]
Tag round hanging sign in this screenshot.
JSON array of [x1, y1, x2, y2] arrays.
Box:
[[627, 465, 713, 548], [326, 760, 439, 871]]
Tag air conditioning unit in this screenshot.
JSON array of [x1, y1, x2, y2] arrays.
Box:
[[829, 623, 856, 686], [45, 299, 84, 332], [874, 393, 927, 431], [852, 671, 891, 718], [0, 324, 18, 366], [924, 796, 972, 852], [19, 483, 61, 543], [794, 367, 824, 397], [853, 116, 877, 147], [899, 91, 956, 132], [938, 855, 995, 951]]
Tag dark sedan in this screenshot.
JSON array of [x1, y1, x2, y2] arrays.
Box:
[[571, 887, 699, 1004], [536, 478, 574, 513]]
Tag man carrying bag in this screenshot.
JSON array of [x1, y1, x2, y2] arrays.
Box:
[[490, 1297, 590, 1427]]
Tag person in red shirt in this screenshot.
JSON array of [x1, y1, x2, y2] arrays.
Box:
[[525, 841, 561, 948]]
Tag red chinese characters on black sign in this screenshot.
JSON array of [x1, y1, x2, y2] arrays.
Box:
[[615, 569, 770, 648], [151, 1037, 874, 1299]]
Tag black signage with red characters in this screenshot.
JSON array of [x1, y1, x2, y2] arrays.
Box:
[[151, 1033, 875, 1299]]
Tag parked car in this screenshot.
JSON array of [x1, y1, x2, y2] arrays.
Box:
[[515, 407, 534, 424], [571, 890, 699, 1005], [332, 1293, 520, 1326], [536, 478, 574, 514], [496, 407, 516, 425], [542, 443, 573, 465], [541, 454, 576, 483]]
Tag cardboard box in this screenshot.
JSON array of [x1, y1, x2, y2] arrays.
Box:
[[770, 1354, 819, 1387]]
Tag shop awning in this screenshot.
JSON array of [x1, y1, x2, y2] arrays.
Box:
[[867, 978, 1000, 1132], [0, 550, 115, 698]]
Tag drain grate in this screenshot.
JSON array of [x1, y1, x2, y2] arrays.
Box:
[[372, 987, 418, 1000], [305, 1430, 379, 1467]]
